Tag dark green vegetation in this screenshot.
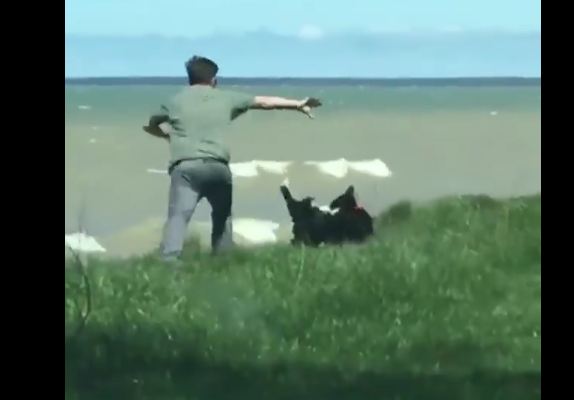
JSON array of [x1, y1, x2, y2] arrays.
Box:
[[65, 194, 541, 400]]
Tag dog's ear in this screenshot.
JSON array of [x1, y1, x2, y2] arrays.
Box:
[[345, 185, 355, 197], [280, 185, 293, 201]]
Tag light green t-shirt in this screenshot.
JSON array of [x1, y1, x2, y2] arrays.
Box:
[[152, 85, 255, 166]]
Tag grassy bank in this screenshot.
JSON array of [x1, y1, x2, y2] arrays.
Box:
[[65, 194, 541, 400]]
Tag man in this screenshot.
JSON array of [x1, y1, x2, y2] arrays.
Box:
[[143, 55, 322, 261]]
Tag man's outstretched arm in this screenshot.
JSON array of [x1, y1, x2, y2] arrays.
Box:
[[250, 97, 322, 118], [252, 96, 303, 109]]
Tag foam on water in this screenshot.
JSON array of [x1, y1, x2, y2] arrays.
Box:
[[233, 218, 280, 244], [305, 158, 393, 178], [347, 159, 392, 178], [229, 161, 259, 177], [304, 158, 349, 178], [231, 161, 292, 177], [100, 217, 285, 256], [254, 160, 292, 175], [78, 105, 92, 111], [147, 168, 167, 174], [146, 159, 392, 179], [65, 232, 106, 253]]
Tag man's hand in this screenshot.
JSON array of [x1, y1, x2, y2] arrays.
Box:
[[144, 106, 173, 141], [296, 97, 322, 119], [143, 124, 170, 141]]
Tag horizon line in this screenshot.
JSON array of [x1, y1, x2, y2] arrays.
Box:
[[65, 29, 541, 39], [66, 76, 541, 80], [65, 76, 541, 87]]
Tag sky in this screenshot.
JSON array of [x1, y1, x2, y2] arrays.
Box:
[[65, 0, 541, 77]]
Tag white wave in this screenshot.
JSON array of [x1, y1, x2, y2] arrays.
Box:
[[147, 168, 167, 174], [347, 159, 392, 178], [146, 165, 262, 177], [233, 218, 280, 244], [231, 160, 291, 177], [304, 158, 349, 178], [102, 217, 281, 254], [147, 158, 392, 179], [490, 111, 499, 116], [230, 161, 259, 177], [65, 232, 106, 253], [254, 160, 292, 175], [305, 158, 392, 179], [78, 105, 92, 111], [89, 138, 97, 144]]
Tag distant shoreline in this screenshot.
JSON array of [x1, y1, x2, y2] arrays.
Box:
[[65, 77, 541, 87]]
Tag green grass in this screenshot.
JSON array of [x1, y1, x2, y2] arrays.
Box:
[[65, 194, 541, 400]]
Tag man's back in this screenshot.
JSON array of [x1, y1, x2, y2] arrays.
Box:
[[166, 86, 253, 165], [143, 54, 321, 262]]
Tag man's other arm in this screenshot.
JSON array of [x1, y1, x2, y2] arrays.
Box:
[[143, 106, 171, 141]]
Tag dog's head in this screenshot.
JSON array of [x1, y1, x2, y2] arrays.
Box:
[[280, 185, 317, 222], [329, 185, 359, 211]]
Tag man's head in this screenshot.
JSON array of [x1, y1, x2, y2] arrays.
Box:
[[185, 56, 219, 86]]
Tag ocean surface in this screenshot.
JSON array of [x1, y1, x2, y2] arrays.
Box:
[[65, 78, 541, 256]]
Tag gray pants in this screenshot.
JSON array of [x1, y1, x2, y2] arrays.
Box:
[[160, 159, 233, 259]]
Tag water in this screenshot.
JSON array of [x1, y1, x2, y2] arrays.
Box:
[[65, 80, 541, 256]]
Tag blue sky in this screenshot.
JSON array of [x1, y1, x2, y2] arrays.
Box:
[[65, 0, 541, 77]]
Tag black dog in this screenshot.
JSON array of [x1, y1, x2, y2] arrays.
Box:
[[280, 184, 374, 247], [329, 185, 374, 243], [279, 186, 333, 246]]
